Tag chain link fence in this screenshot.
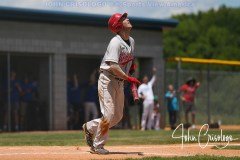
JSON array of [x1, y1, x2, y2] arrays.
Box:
[[165, 68, 240, 125]]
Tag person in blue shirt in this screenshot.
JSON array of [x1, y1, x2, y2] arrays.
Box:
[[21, 77, 34, 102], [20, 76, 35, 130], [31, 79, 38, 101], [3, 71, 22, 131], [83, 71, 99, 123], [165, 84, 179, 130], [68, 74, 82, 129], [67, 76, 74, 129]]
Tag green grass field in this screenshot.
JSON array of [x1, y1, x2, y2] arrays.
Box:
[[0, 129, 239, 159], [0, 129, 239, 146]]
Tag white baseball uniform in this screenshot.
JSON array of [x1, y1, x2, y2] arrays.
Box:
[[86, 35, 135, 149], [138, 75, 156, 130]]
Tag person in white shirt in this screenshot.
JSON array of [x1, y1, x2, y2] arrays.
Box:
[[138, 68, 156, 130]]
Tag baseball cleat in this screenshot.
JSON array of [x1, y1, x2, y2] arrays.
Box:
[[82, 123, 93, 148], [90, 147, 109, 155]]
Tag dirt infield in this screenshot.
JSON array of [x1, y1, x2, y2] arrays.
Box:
[[0, 143, 239, 160]]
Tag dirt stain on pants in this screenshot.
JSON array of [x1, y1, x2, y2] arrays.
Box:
[[100, 117, 109, 136]]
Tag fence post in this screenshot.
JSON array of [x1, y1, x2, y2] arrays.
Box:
[[176, 59, 182, 123], [7, 53, 11, 132], [207, 64, 211, 124]]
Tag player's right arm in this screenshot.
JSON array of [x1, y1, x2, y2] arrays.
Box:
[[108, 62, 128, 80], [104, 38, 140, 84], [109, 62, 140, 84], [104, 38, 126, 79]]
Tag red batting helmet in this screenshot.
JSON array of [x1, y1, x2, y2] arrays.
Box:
[[108, 13, 128, 33]]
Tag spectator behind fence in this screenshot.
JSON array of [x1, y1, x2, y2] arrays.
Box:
[[137, 67, 156, 131], [3, 71, 22, 131], [69, 74, 83, 129], [31, 79, 38, 101], [20, 76, 35, 131], [67, 76, 74, 129], [165, 84, 179, 130], [83, 70, 99, 123], [151, 95, 160, 130], [179, 77, 200, 129], [121, 82, 132, 129], [28, 78, 39, 130]]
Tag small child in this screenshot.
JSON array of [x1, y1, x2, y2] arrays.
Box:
[[151, 96, 160, 130]]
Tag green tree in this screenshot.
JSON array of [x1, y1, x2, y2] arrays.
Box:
[[163, 6, 240, 70]]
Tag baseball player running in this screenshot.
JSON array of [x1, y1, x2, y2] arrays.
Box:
[[138, 68, 156, 131], [82, 13, 140, 154]]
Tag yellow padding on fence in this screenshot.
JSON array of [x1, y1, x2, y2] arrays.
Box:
[[168, 57, 240, 66]]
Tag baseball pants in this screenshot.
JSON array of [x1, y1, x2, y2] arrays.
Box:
[[141, 100, 154, 130], [86, 72, 124, 148]]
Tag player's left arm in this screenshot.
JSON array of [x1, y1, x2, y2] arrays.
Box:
[[129, 60, 137, 75], [129, 38, 136, 75]]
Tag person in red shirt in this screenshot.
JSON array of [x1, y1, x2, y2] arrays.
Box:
[[179, 77, 200, 129]]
